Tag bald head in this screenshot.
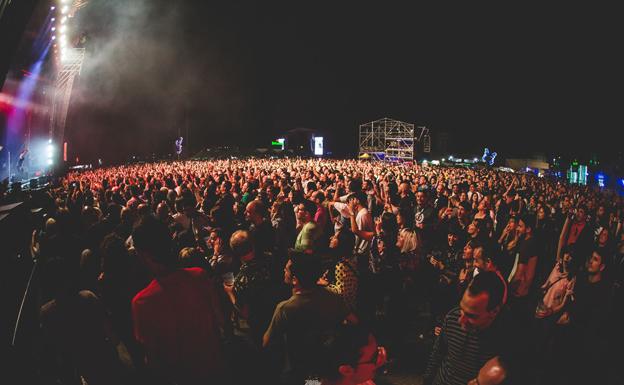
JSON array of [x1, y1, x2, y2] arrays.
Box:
[[245, 199, 266, 225], [468, 356, 507, 385]]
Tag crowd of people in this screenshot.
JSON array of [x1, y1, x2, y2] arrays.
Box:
[[11, 158, 623, 385]]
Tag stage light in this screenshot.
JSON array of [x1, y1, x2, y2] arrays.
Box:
[[62, 6, 69, 14], [52, 36, 56, 40], [51, 17, 55, 21], [52, 27, 56, 31], [51, 6, 55, 10], [47, 159, 53, 166], [473, 158, 478, 162], [60, 25, 66, 33], [61, 16, 67, 24]]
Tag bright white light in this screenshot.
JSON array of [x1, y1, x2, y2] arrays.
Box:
[[52, 27, 56, 31], [313, 137, 324, 156], [449, 155, 454, 160], [48, 138, 52, 144], [51, 17, 55, 21], [61, 6, 69, 14], [51, 6, 55, 10], [47, 159, 53, 166], [60, 25, 66, 33], [441, 158, 445, 162], [473, 158, 478, 162], [51, 36, 56, 40], [61, 16, 67, 24]]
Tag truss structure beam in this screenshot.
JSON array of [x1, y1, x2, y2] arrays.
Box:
[[49, 48, 84, 145], [359, 117, 415, 162]]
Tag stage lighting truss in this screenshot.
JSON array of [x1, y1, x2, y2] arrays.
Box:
[[359, 117, 415, 162], [49, 47, 85, 146], [48, 0, 89, 149]]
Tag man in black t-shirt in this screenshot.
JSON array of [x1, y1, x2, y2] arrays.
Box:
[[508, 215, 538, 323]]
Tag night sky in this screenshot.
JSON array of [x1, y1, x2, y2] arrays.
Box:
[[56, 2, 621, 163]]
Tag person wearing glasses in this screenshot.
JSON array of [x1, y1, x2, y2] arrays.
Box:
[[317, 324, 387, 385]]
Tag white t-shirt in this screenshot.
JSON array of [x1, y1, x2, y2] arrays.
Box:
[[355, 207, 373, 254]]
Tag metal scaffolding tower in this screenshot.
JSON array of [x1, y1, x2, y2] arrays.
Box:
[[48, 47, 84, 146], [358, 117, 415, 161]]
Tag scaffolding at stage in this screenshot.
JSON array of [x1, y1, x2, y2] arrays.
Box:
[[48, 47, 84, 146], [48, 0, 89, 151], [358, 117, 415, 162]]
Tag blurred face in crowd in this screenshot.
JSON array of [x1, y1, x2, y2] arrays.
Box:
[[296, 203, 310, 223], [338, 334, 386, 385], [467, 221, 479, 236], [447, 233, 458, 247], [416, 191, 426, 206], [598, 228, 609, 246], [463, 243, 474, 260], [537, 206, 546, 221], [473, 247, 493, 272], [460, 192, 468, 202], [458, 205, 467, 219], [516, 219, 529, 238], [459, 289, 499, 332], [586, 252, 605, 276], [576, 207, 586, 223]]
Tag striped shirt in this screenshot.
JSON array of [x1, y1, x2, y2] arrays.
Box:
[[423, 307, 511, 385]]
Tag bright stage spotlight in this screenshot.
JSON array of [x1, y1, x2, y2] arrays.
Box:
[[52, 27, 56, 31], [60, 25, 66, 33], [61, 16, 67, 24], [52, 36, 56, 40], [47, 159, 53, 166], [62, 6, 69, 14], [52, 17, 55, 21], [51, 6, 55, 10]]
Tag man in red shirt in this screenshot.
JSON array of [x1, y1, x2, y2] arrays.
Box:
[[131, 215, 226, 384]]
